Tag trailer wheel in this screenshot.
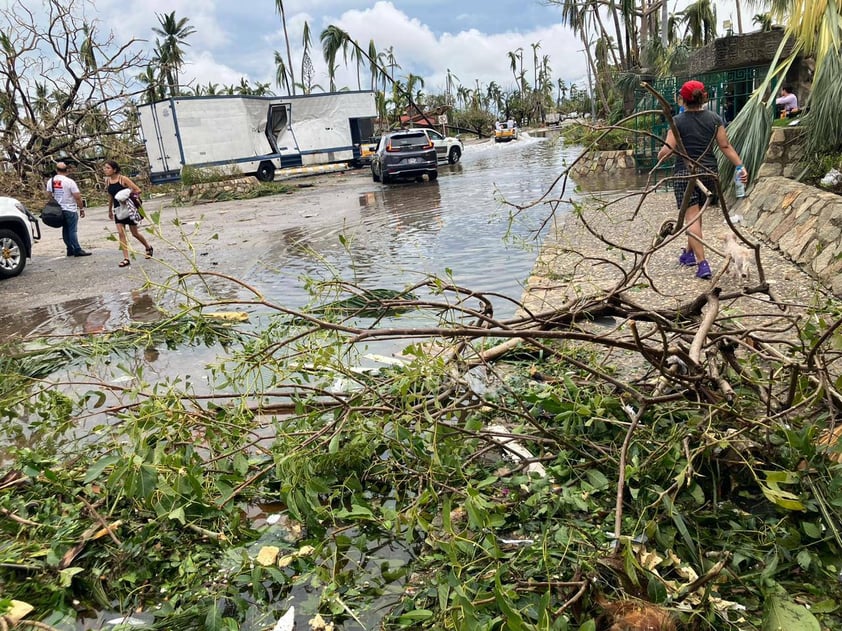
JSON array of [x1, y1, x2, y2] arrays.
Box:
[[256, 161, 276, 182]]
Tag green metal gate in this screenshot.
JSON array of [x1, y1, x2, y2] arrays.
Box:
[[633, 66, 768, 177]]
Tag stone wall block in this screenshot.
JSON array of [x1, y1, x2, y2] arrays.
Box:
[[766, 143, 784, 160], [812, 242, 837, 273], [758, 163, 783, 178], [769, 212, 798, 243]]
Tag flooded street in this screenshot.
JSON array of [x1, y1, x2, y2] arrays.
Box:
[[1, 133, 578, 340], [0, 133, 652, 387], [250, 133, 574, 315]]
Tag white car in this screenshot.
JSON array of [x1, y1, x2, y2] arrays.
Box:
[[0, 196, 40, 279], [424, 129, 463, 164]]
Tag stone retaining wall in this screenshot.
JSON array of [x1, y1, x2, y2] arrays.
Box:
[[758, 126, 807, 179], [179, 176, 261, 202], [740, 175, 842, 294], [571, 149, 636, 177]]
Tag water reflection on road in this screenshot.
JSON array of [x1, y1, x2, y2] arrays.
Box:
[[250, 133, 577, 316], [0, 134, 652, 374]]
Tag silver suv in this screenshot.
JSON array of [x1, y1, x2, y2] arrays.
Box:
[[0, 196, 40, 279], [371, 130, 438, 184]]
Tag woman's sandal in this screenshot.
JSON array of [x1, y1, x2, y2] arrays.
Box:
[[145, 246, 154, 259], [118, 259, 130, 268]]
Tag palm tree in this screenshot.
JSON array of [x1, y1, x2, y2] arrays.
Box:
[[317, 26, 435, 127], [406, 73, 425, 113], [384, 46, 401, 85], [724, 0, 842, 191], [753, 12, 773, 32], [531, 42, 541, 91], [681, 0, 717, 48], [350, 41, 364, 91], [274, 0, 296, 95], [507, 49, 521, 97], [300, 22, 313, 93], [137, 65, 164, 104], [367, 40, 380, 92], [446, 68, 459, 107], [274, 51, 291, 95], [321, 25, 351, 92], [486, 81, 503, 117], [557, 78, 567, 106], [152, 12, 196, 97]]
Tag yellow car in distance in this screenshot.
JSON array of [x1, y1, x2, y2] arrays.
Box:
[[494, 120, 518, 142]]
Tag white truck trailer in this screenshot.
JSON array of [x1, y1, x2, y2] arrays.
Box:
[[137, 91, 377, 183]]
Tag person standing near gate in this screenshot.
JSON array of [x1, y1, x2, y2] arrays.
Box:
[[46, 161, 91, 257]]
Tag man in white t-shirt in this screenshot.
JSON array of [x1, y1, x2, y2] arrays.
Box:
[[46, 161, 91, 256]]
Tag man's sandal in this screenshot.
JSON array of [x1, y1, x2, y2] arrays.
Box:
[[145, 246, 154, 259], [118, 259, 130, 267]]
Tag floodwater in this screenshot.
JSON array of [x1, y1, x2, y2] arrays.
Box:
[[0, 132, 653, 383], [0, 133, 650, 344]]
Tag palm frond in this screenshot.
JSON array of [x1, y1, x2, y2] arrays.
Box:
[[718, 96, 775, 194], [805, 49, 842, 153]]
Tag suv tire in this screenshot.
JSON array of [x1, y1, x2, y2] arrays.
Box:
[[428, 171, 438, 182], [448, 147, 461, 164], [0, 228, 26, 279]]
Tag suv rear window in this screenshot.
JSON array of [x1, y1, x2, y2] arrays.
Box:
[[389, 133, 428, 148]]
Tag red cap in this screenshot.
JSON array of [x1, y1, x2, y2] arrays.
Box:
[[679, 80, 705, 101]]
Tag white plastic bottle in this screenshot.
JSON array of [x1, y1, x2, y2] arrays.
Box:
[[734, 165, 746, 198]]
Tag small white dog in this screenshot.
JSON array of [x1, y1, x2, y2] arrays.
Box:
[[723, 233, 754, 280]]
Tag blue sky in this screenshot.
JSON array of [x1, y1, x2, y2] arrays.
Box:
[[82, 0, 744, 96]]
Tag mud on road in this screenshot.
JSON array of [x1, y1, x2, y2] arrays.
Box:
[[0, 170, 378, 328]]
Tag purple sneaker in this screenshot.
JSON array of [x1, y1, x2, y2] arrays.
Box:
[[679, 248, 696, 266], [696, 260, 712, 279]]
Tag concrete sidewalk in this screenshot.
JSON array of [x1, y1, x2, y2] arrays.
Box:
[[521, 188, 830, 330]]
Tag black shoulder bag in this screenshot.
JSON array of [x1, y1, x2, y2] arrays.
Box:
[[41, 178, 65, 228]]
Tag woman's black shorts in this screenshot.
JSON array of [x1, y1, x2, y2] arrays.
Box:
[[672, 166, 718, 209]]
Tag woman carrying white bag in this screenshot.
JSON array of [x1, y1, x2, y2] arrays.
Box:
[[111, 187, 153, 268]]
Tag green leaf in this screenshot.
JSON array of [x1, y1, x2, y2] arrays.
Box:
[[334, 504, 375, 520], [397, 609, 434, 622], [59, 567, 84, 587], [762, 593, 820, 631], [233, 452, 249, 476], [585, 469, 609, 490], [168, 507, 186, 525], [205, 602, 222, 631], [802, 521, 822, 539], [328, 432, 341, 454], [760, 480, 805, 511], [84, 455, 120, 483]]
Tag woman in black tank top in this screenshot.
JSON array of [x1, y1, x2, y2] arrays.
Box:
[[103, 160, 154, 268], [657, 80, 749, 280]]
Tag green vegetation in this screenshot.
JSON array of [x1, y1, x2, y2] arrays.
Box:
[[2, 271, 842, 630]]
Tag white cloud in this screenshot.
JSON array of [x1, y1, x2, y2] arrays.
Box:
[[50, 0, 758, 100]]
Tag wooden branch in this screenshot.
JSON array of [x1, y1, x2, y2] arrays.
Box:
[[689, 288, 721, 365]]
